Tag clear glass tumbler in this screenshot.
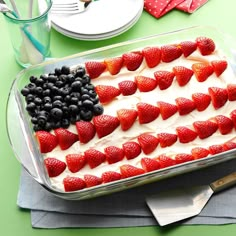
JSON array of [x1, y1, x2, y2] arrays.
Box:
[[3, 0, 52, 67]]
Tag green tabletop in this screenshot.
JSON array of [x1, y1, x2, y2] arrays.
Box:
[[1, 0, 236, 235]]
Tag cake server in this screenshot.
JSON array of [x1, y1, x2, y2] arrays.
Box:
[[146, 172, 236, 226]]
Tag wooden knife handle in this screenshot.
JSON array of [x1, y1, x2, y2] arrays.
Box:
[[210, 172, 236, 193]]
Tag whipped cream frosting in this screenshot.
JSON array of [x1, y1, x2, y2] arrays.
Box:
[[45, 48, 236, 191]]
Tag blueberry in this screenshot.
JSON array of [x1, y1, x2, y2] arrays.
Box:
[[88, 90, 97, 98], [53, 95, 63, 101], [70, 97, 79, 104], [35, 86, 43, 96], [26, 94, 35, 103], [54, 68, 62, 76], [82, 75, 91, 85], [21, 87, 30, 96], [44, 103, 52, 111], [27, 83, 36, 92], [82, 99, 94, 109], [71, 81, 82, 91], [48, 75, 58, 83], [34, 97, 42, 105], [29, 76, 37, 83], [81, 94, 90, 101], [61, 65, 70, 75], [52, 100, 63, 108], [75, 67, 86, 78], [50, 107, 63, 120], [93, 104, 104, 115], [69, 104, 79, 115], [61, 118, 70, 128], [31, 117, 38, 124], [66, 74, 75, 83], [60, 87, 70, 96], [80, 109, 93, 121], [42, 88, 51, 97], [35, 78, 44, 86]]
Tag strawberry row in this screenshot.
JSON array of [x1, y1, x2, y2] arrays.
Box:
[[84, 37, 216, 79], [95, 60, 228, 104], [44, 138, 236, 192]]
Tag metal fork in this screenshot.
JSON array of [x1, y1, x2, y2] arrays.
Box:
[[51, 0, 92, 15]]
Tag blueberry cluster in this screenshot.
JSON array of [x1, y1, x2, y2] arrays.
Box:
[[21, 65, 104, 131]]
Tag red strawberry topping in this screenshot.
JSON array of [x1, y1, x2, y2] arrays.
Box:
[[120, 164, 145, 178], [137, 102, 160, 124], [208, 87, 228, 109], [118, 80, 137, 96], [93, 115, 120, 138], [54, 128, 78, 150], [142, 46, 161, 68], [230, 110, 236, 128], [192, 93, 211, 111], [191, 147, 209, 159], [104, 56, 123, 75], [44, 157, 66, 177], [104, 146, 125, 164], [65, 154, 86, 173], [154, 71, 175, 90], [213, 115, 234, 135], [227, 84, 236, 101], [193, 120, 218, 139], [196, 36, 216, 55], [101, 171, 122, 183], [156, 154, 176, 168], [175, 153, 194, 164], [135, 75, 157, 92], [117, 109, 137, 131], [85, 61, 106, 79], [141, 157, 160, 172], [137, 133, 159, 154], [63, 176, 86, 192], [122, 51, 143, 71], [75, 121, 95, 144], [175, 97, 196, 115], [208, 144, 225, 155], [84, 174, 102, 187], [161, 44, 182, 62], [157, 133, 178, 148], [176, 126, 198, 143], [35, 131, 58, 153], [157, 101, 178, 120], [95, 85, 121, 103], [84, 149, 106, 168], [122, 141, 141, 160], [192, 62, 214, 82], [179, 41, 197, 57], [223, 141, 236, 151], [211, 60, 228, 77], [173, 66, 194, 86]]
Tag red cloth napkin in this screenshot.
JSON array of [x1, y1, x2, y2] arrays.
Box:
[[144, 0, 209, 18]]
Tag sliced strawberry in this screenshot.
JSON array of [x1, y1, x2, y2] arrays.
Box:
[[54, 128, 78, 150], [191, 147, 209, 159], [135, 75, 157, 92], [122, 141, 141, 160], [157, 133, 177, 148], [196, 36, 216, 55], [137, 133, 159, 154], [75, 121, 96, 144], [161, 44, 182, 62], [117, 109, 137, 131], [230, 110, 236, 128], [95, 85, 121, 103], [173, 66, 194, 86], [84, 148, 106, 169], [154, 71, 175, 90], [193, 120, 218, 139], [208, 144, 225, 155], [179, 41, 197, 57], [213, 115, 234, 135], [192, 62, 214, 82], [84, 174, 102, 187], [211, 60, 228, 77], [157, 101, 177, 120], [104, 56, 123, 75], [93, 115, 120, 138], [227, 84, 236, 101], [65, 154, 86, 173], [176, 126, 198, 143], [104, 146, 124, 164], [142, 46, 161, 68], [156, 154, 176, 168], [118, 80, 137, 96], [122, 51, 143, 71], [192, 93, 211, 111], [85, 61, 106, 79], [101, 171, 122, 183], [35, 131, 58, 153], [120, 164, 145, 178], [44, 157, 66, 177], [63, 176, 86, 192], [175, 97, 196, 115], [136, 102, 160, 124], [223, 141, 236, 151], [208, 87, 228, 109], [175, 153, 194, 164], [141, 157, 160, 172]]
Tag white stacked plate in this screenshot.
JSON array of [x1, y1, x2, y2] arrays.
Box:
[[50, 0, 144, 40]]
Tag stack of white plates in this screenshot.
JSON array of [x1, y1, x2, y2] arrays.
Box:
[[50, 0, 144, 40]]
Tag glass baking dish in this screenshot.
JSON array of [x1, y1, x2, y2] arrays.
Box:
[[6, 25, 236, 200]]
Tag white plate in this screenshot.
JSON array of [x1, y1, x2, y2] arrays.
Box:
[[51, 2, 143, 40], [50, 0, 143, 38]]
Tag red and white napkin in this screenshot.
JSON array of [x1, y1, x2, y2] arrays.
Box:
[[144, 0, 209, 18]]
